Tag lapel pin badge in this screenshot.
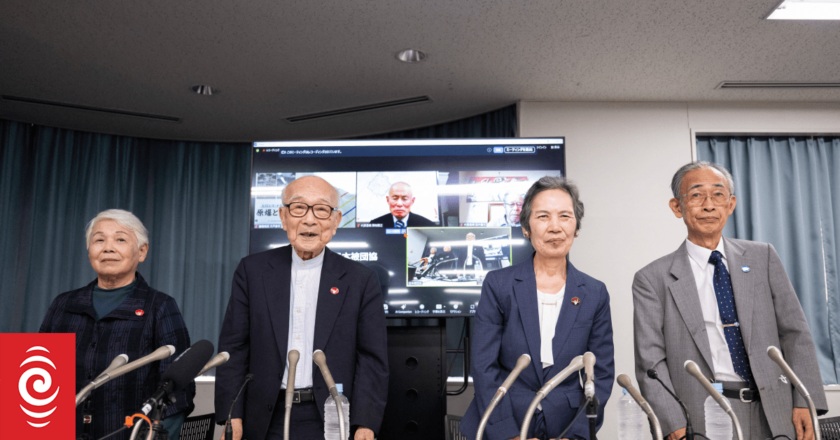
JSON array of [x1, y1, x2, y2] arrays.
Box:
[[330, 287, 339, 295], [135, 309, 144, 316], [571, 297, 580, 306], [741, 265, 750, 273], [780, 374, 788, 384]]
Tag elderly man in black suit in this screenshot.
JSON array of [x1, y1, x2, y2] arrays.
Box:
[[370, 181, 436, 227], [216, 175, 389, 440]]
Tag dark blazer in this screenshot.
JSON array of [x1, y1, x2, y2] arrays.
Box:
[[633, 238, 827, 438], [215, 245, 389, 440], [460, 255, 614, 440], [40, 273, 194, 440], [370, 212, 436, 227]]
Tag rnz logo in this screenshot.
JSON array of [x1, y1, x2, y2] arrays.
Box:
[[0, 333, 75, 439]]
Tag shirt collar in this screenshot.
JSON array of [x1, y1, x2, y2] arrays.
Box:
[[685, 237, 726, 268], [291, 246, 326, 269], [393, 213, 409, 225]]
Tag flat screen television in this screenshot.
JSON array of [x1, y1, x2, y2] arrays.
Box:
[[250, 138, 565, 318]]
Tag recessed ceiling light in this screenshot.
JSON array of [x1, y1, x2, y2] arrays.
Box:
[[767, 0, 840, 20], [191, 85, 218, 95], [396, 49, 427, 63]]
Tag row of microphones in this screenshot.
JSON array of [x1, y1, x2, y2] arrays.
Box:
[[684, 360, 744, 440], [76, 346, 175, 407], [476, 354, 531, 440], [520, 354, 587, 440], [314, 349, 346, 440]]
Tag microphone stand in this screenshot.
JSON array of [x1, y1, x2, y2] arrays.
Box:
[[647, 369, 694, 440], [586, 395, 599, 440]]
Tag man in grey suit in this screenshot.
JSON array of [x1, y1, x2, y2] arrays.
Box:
[[633, 161, 826, 440]]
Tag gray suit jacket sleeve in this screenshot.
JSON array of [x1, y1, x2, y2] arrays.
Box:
[[632, 269, 687, 436], [766, 244, 828, 412]]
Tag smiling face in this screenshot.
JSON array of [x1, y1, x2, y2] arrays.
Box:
[[280, 175, 342, 260], [386, 182, 415, 220], [526, 189, 577, 261], [669, 167, 737, 248], [88, 219, 148, 286]]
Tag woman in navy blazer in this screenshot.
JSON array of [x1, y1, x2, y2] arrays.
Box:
[[460, 177, 614, 440]]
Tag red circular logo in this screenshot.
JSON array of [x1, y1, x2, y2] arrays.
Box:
[[135, 309, 144, 316], [330, 287, 339, 295]]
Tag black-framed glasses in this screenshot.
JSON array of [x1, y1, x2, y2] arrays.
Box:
[[678, 190, 731, 206], [284, 202, 338, 219]]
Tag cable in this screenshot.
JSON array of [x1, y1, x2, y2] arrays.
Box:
[[556, 398, 589, 440], [442, 317, 469, 396], [97, 426, 128, 440]]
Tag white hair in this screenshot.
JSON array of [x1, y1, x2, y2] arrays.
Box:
[[85, 209, 149, 249]]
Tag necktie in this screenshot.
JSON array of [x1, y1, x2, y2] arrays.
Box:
[[395, 220, 405, 229], [709, 250, 754, 384]]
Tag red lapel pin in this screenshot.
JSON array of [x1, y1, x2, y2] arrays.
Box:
[[571, 297, 580, 306], [330, 287, 339, 295], [135, 309, 145, 316]]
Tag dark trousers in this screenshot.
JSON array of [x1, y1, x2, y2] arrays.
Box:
[[265, 399, 323, 440]]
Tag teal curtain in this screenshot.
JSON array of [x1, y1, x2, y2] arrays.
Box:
[[0, 120, 251, 347], [697, 136, 840, 384]]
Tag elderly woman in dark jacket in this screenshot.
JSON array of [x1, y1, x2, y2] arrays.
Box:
[[40, 209, 194, 440]]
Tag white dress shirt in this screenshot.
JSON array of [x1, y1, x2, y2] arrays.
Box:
[[281, 248, 324, 389], [684, 238, 742, 382], [537, 286, 566, 369]]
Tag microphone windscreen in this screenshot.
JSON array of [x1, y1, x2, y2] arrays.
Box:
[[162, 339, 215, 392], [646, 369, 658, 379]]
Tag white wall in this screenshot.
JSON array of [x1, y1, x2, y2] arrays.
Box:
[[517, 101, 840, 439]]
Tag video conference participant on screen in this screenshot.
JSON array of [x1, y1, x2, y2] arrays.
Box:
[[458, 232, 486, 280], [488, 191, 525, 227], [370, 182, 436, 227], [460, 176, 614, 440], [216, 176, 389, 440]]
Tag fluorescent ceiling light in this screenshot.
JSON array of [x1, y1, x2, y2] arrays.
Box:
[[429, 239, 525, 247], [269, 242, 369, 249], [767, 0, 840, 20], [443, 289, 482, 294]]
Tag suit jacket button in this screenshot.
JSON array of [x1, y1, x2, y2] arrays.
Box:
[[268, 404, 273, 411], [279, 374, 283, 380]]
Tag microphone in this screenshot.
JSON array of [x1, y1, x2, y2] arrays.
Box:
[[284, 350, 300, 440], [520, 355, 584, 440], [476, 354, 530, 440], [583, 352, 596, 399], [226, 373, 255, 440], [197, 351, 230, 377], [77, 346, 175, 407], [767, 346, 821, 440], [646, 368, 694, 440], [141, 340, 215, 416], [684, 360, 744, 440], [313, 350, 346, 440], [75, 354, 129, 406], [617, 374, 663, 440]]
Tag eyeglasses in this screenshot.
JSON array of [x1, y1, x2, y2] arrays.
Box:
[[678, 190, 732, 206], [284, 203, 338, 219]]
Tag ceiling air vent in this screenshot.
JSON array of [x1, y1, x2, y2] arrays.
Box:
[[717, 81, 840, 89], [1, 95, 180, 122], [285, 96, 432, 123]]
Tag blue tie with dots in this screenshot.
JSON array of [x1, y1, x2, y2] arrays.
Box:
[[395, 220, 405, 229], [709, 250, 754, 384]]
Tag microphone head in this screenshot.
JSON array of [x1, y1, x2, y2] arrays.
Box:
[[767, 345, 782, 360], [117, 354, 129, 363], [245, 373, 255, 381], [616, 374, 633, 389], [515, 354, 531, 370], [165, 345, 176, 356], [288, 349, 300, 364], [162, 340, 215, 393], [313, 349, 326, 365], [684, 359, 696, 369], [646, 369, 659, 379]]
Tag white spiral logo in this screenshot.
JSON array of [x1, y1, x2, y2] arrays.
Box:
[[18, 346, 60, 428]]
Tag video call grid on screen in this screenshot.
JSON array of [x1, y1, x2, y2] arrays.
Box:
[[250, 139, 565, 318]]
